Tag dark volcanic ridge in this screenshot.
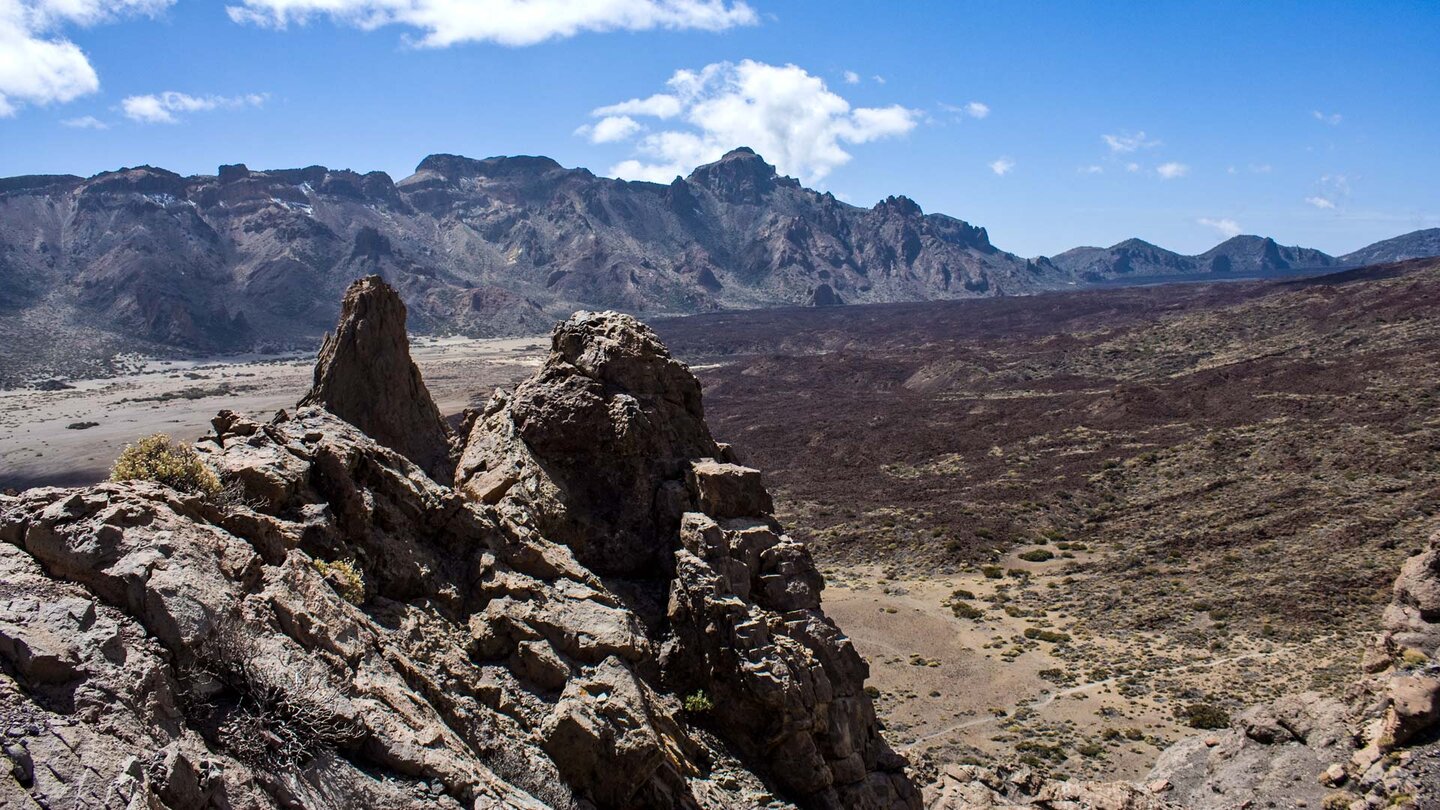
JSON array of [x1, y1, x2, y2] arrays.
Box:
[[3, 148, 1436, 387]]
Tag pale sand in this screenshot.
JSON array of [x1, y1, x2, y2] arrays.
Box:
[[0, 335, 546, 490]]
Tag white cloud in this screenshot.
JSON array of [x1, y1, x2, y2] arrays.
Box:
[[1312, 110, 1342, 125], [964, 101, 989, 119], [594, 93, 684, 119], [61, 113, 105, 128], [1125, 162, 1140, 173], [842, 70, 860, 85], [872, 74, 885, 84], [1156, 161, 1189, 180], [988, 157, 1014, 176], [577, 114, 643, 143], [1079, 165, 1104, 175], [1199, 217, 1242, 237], [1305, 196, 1336, 209], [1249, 163, 1272, 174], [226, 0, 758, 47], [1102, 130, 1160, 153], [581, 59, 920, 184], [0, 0, 172, 116], [121, 91, 268, 124]]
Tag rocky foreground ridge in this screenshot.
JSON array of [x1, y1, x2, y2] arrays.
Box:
[[0, 277, 917, 808], [2, 276, 1438, 809]]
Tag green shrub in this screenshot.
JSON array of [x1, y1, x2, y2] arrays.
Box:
[[1018, 549, 1055, 563], [951, 602, 985, 620], [1399, 648, 1430, 668], [110, 434, 221, 495], [1177, 702, 1230, 730], [981, 565, 1004, 579], [312, 559, 366, 604], [1023, 628, 1071, 643], [683, 690, 715, 714]]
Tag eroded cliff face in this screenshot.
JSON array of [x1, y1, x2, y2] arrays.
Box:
[[0, 289, 919, 808]]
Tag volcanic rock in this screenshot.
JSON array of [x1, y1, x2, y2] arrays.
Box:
[[0, 299, 920, 808], [298, 275, 454, 481]]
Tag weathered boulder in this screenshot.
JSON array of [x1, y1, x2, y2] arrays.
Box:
[[456, 310, 722, 577], [298, 275, 454, 482]]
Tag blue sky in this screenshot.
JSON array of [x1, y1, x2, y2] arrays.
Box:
[[1, 0, 1436, 257]]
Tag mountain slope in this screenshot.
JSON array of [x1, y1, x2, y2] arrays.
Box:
[[1339, 227, 1440, 266], [1048, 235, 1339, 281], [0, 149, 1060, 385]]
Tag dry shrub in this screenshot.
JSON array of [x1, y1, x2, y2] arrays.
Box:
[[110, 434, 221, 495], [181, 628, 361, 770]]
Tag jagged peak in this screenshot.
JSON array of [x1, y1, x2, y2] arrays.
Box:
[[297, 275, 454, 481], [873, 194, 924, 217], [685, 148, 798, 199]]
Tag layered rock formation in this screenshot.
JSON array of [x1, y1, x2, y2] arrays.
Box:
[[298, 275, 454, 481], [0, 299, 918, 808]]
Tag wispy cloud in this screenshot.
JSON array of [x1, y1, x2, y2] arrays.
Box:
[[842, 70, 860, 85], [61, 114, 108, 129], [1305, 196, 1336, 209], [121, 91, 268, 124], [1312, 110, 1342, 126], [988, 157, 1015, 176], [1102, 130, 1160, 153], [1156, 162, 1190, 180], [1079, 165, 1104, 175], [939, 100, 990, 120], [575, 114, 643, 143], [581, 60, 919, 184], [225, 0, 758, 47], [1199, 217, 1242, 237]]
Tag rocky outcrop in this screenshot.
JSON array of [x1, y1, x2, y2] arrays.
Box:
[[457, 310, 918, 807], [0, 304, 919, 808], [456, 310, 720, 577], [298, 275, 454, 481]]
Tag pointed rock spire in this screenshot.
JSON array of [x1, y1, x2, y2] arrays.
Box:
[[298, 275, 453, 480]]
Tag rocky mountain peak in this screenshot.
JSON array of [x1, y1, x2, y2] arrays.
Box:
[[874, 195, 923, 218], [413, 153, 566, 183], [297, 275, 454, 481], [686, 147, 795, 201]]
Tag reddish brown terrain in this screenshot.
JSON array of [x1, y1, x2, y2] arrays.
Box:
[[656, 258, 1440, 640]]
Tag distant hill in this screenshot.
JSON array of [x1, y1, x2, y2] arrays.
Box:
[[1048, 235, 1339, 281], [1339, 228, 1440, 266]]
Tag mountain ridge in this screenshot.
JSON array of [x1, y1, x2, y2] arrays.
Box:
[[1, 148, 1436, 386]]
